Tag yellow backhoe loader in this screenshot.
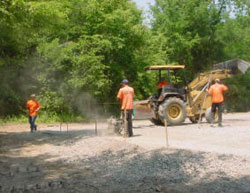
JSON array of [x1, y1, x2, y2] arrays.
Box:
[[134, 58, 250, 125]]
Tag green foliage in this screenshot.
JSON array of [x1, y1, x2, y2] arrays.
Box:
[[0, 115, 28, 124], [0, 0, 249, 121], [224, 70, 250, 112], [0, 0, 68, 117], [0, 111, 84, 124], [151, 0, 231, 75], [34, 0, 152, 116], [150, 0, 250, 100], [216, 15, 250, 61], [38, 111, 84, 123]]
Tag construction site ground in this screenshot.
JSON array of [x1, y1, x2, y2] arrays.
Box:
[[0, 112, 250, 193]]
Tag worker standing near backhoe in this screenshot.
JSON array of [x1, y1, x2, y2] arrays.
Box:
[[157, 77, 169, 97], [117, 79, 134, 137], [208, 79, 228, 127], [26, 94, 41, 132]]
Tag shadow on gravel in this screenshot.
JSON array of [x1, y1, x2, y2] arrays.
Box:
[[85, 148, 250, 193], [0, 129, 100, 192], [0, 131, 250, 193], [67, 148, 249, 193], [0, 129, 98, 152], [188, 175, 250, 193]]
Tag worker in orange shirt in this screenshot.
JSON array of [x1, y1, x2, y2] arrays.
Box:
[[26, 94, 41, 132], [157, 77, 169, 97], [117, 79, 134, 137], [157, 77, 169, 88], [208, 79, 228, 127]]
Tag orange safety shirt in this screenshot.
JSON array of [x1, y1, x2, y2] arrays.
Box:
[[117, 85, 134, 110], [158, 81, 169, 88], [208, 83, 228, 103], [26, 100, 41, 116]]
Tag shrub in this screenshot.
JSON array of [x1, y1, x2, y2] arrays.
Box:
[[224, 70, 250, 112]]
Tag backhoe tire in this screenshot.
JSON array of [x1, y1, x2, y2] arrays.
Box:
[[205, 107, 218, 123], [158, 97, 186, 125]]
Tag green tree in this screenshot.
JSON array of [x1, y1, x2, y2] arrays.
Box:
[[1, 0, 249, 119], [0, 0, 68, 116], [225, 69, 250, 112], [216, 1, 250, 61], [151, 0, 229, 77], [31, 0, 158, 116]]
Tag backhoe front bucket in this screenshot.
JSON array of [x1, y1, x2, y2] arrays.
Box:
[[133, 100, 153, 119], [213, 58, 250, 74]]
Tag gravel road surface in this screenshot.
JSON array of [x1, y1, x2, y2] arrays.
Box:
[[0, 112, 250, 193]]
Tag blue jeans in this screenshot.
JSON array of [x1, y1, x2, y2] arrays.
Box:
[[29, 116, 37, 132]]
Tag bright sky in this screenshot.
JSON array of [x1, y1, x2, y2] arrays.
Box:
[[132, 0, 155, 10], [132, 0, 236, 23], [132, 0, 155, 25]]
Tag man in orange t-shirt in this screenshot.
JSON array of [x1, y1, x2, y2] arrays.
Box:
[[157, 77, 169, 97], [117, 79, 134, 137], [208, 79, 228, 127], [26, 94, 41, 132], [157, 77, 169, 89]]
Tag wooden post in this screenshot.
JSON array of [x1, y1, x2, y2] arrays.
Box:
[[95, 119, 97, 136], [164, 119, 169, 148], [60, 123, 69, 132]]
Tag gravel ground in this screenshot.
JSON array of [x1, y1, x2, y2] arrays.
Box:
[[0, 112, 250, 193]]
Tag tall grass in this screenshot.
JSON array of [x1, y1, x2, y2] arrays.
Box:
[[0, 112, 85, 125]]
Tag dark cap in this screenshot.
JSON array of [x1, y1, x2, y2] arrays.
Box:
[[121, 79, 129, 84]]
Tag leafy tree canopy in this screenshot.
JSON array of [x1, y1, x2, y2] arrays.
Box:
[[0, 0, 249, 118]]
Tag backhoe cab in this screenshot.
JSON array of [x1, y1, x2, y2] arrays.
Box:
[[145, 65, 187, 125]]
